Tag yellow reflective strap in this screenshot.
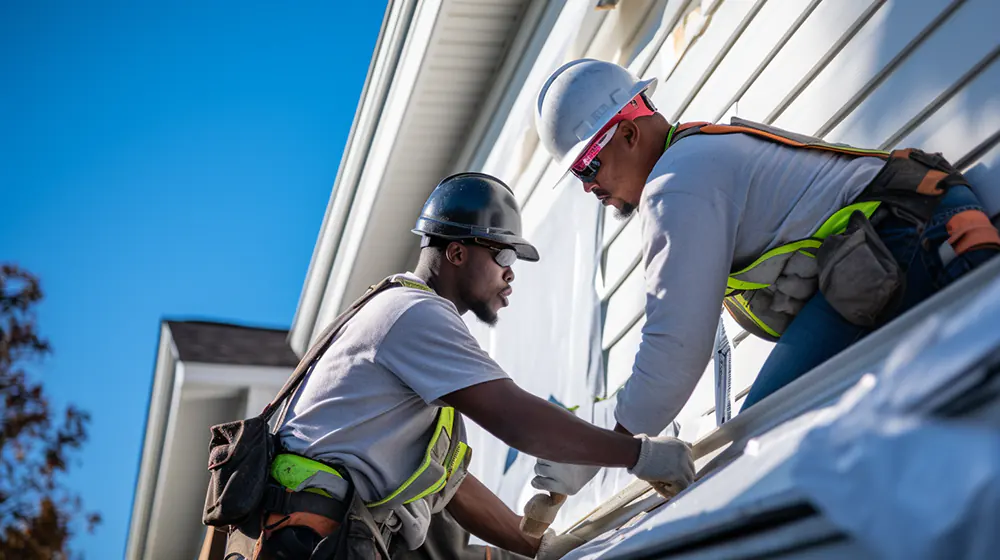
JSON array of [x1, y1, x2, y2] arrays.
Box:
[[366, 406, 457, 508], [812, 201, 882, 239], [404, 474, 448, 504], [437, 406, 455, 439], [366, 439, 440, 507], [732, 294, 780, 338], [271, 453, 343, 497], [448, 442, 469, 478], [726, 278, 769, 293], [394, 277, 434, 292], [728, 239, 823, 285], [664, 123, 678, 150]]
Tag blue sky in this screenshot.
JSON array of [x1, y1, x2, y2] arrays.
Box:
[[1, 2, 386, 557]]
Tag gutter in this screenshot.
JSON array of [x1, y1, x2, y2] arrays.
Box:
[[289, 0, 419, 356]]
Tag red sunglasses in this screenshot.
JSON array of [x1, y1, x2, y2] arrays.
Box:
[[570, 93, 656, 183]]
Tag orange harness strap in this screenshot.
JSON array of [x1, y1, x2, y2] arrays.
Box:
[[946, 209, 1000, 255]]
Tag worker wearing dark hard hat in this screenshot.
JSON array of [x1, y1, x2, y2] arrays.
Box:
[[530, 58, 1000, 498], [249, 173, 695, 560]]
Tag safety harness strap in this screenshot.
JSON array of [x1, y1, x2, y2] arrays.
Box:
[[262, 483, 348, 520], [669, 117, 967, 341]]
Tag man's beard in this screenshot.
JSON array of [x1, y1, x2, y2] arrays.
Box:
[[469, 299, 499, 327], [614, 201, 637, 220]]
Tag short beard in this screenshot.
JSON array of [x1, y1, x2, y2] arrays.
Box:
[[614, 202, 637, 220], [469, 300, 499, 327]]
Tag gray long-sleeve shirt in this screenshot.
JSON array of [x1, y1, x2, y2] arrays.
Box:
[[614, 132, 885, 436]]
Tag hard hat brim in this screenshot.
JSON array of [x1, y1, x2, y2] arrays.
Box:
[[412, 225, 540, 263], [556, 77, 659, 173]]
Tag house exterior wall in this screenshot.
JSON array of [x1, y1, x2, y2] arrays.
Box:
[[457, 0, 1000, 531], [127, 323, 294, 560]]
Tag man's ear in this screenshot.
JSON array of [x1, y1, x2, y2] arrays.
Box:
[[621, 120, 640, 149], [445, 241, 466, 266]]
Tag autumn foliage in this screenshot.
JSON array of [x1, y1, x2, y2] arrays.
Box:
[[1, 265, 100, 559]]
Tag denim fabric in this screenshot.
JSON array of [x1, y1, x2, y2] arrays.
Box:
[[740, 186, 998, 411]]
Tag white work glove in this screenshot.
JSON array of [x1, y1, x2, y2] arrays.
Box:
[[627, 434, 695, 498], [535, 530, 587, 560], [531, 460, 600, 496]]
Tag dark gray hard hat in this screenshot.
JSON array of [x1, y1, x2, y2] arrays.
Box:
[[412, 172, 540, 262]]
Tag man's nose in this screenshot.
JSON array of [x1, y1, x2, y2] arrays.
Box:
[[503, 266, 514, 284], [582, 181, 597, 193]]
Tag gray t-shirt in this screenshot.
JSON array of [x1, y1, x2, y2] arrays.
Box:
[[614, 132, 886, 435], [278, 273, 508, 502]]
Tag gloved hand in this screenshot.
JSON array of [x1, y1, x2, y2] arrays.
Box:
[[531, 460, 600, 496], [535, 530, 587, 560], [627, 434, 695, 498]]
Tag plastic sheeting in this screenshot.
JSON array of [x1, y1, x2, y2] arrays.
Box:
[[790, 278, 1000, 560]]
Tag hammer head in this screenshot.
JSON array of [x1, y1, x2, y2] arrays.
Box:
[[520, 492, 567, 538]]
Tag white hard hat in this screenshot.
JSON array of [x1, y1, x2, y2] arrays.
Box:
[[535, 59, 658, 172]]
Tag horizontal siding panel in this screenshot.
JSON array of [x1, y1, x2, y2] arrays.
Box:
[[601, 210, 632, 249], [519, 163, 572, 231], [605, 318, 644, 395], [772, 0, 956, 135], [827, 0, 1000, 147], [647, 0, 759, 121], [602, 217, 642, 297], [640, 3, 709, 101], [511, 147, 550, 202], [735, 0, 882, 122], [679, 0, 819, 123], [602, 265, 645, 349], [896, 55, 1000, 163], [672, 357, 717, 443]]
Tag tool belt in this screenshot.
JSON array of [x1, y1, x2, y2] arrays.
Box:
[[202, 278, 404, 559], [225, 471, 394, 560]]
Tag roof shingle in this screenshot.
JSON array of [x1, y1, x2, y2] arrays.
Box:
[[165, 320, 299, 367]]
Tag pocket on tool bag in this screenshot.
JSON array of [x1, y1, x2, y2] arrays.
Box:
[[203, 416, 276, 527], [817, 211, 903, 327]]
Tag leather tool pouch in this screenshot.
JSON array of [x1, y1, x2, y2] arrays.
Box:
[[817, 210, 904, 327], [203, 418, 277, 528]]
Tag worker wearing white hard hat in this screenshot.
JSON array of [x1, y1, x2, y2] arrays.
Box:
[[530, 58, 1000, 498]]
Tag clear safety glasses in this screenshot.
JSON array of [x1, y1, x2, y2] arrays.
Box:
[[466, 238, 517, 267]]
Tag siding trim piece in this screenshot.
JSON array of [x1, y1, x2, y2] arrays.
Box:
[[764, 0, 888, 125], [880, 44, 1000, 150], [813, 0, 969, 139]]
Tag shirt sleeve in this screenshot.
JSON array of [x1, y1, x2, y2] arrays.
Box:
[[615, 177, 740, 436], [376, 295, 510, 405]]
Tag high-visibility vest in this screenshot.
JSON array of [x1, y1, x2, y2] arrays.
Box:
[[270, 279, 472, 516], [665, 118, 963, 340]]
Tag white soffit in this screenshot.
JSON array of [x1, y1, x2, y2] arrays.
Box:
[[292, 0, 532, 353]]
